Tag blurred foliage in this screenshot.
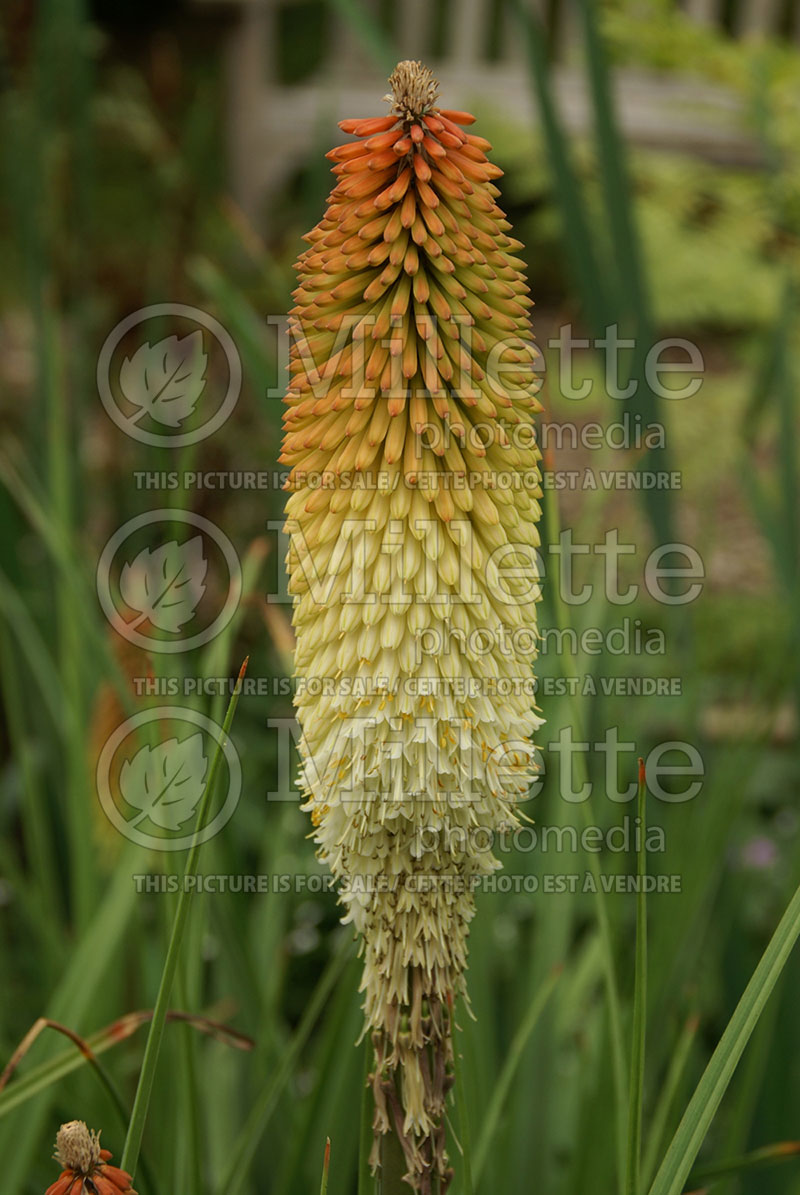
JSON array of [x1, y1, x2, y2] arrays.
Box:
[[481, 120, 782, 331], [470, 0, 800, 333], [0, 1, 799, 1194], [603, 0, 800, 231]]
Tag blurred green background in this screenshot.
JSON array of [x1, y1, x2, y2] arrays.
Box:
[[1, 1, 799, 1193]]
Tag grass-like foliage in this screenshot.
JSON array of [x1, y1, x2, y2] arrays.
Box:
[[0, 2, 799, 1194]]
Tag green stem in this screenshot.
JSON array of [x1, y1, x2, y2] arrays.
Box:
[[641, 1015, 698, 1190], [379, 1124, 409, 1195], [689, 1141, 800, 1186], [543, 482, 628, 1185], [473, 966, 561, 1183], [450, 1000, 474, 1195], [625, 762, 648, 1195], [88, 1055, 160, 1195], [359, 1039, 377, 1195], [320, 1137, 331, 1195], [120, 659, 248, 1178], [217, 940, 353, 1195]]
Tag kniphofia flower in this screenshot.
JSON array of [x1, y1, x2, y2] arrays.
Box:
[[282, 60, 542, 1191], [45, 1121, 137, 1195]]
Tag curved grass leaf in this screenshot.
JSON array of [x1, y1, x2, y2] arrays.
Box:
[[689, 1140, 800, 1187], [216, 938, 354, 1195], [648, 882, 800, 1195], [641, 1015, 699, 1190], [473, 966, 561, 1184], [120, 659, 248, 1179]]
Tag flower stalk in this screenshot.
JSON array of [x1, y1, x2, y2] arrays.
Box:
[[282, 59, 542, 1191]]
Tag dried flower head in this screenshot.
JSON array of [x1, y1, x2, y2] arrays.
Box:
[[46, 1121, 137, 1195], [282, 59, 542, 1192], [385, 59, 440, 121]]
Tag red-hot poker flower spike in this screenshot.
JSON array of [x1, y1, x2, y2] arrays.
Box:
[[283, 60, 542, 1194]]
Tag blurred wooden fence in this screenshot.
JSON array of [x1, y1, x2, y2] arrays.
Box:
[[193, 0, 798, 221]]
